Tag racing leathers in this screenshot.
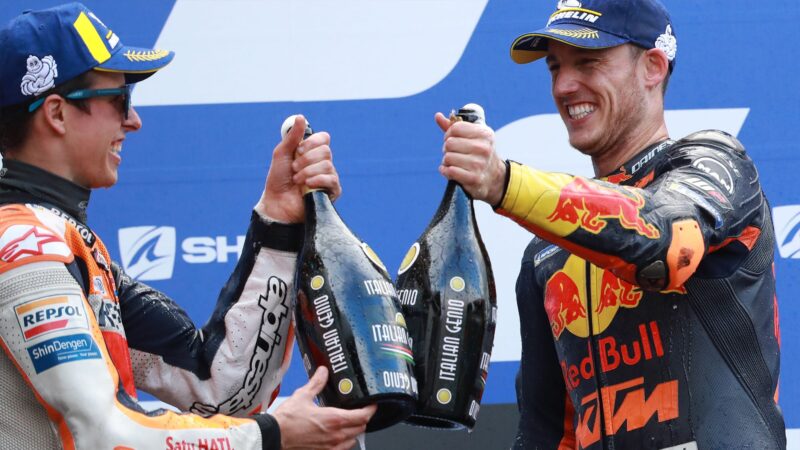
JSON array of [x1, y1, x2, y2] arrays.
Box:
[[0, 159, 303, 449], [502, 131, 784, 449]]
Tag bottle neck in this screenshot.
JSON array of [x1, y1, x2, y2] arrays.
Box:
[[433, 180, 475, 228], [301, 186, 323, 195], [303, 189, 341, 236]]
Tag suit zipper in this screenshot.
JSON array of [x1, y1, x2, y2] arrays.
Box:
[[587, 261, 612, 450]]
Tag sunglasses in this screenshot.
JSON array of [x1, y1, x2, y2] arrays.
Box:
[[28, 85, 133, 119]]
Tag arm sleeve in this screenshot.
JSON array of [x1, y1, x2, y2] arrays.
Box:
[[0, 259, 279, 449], [117, 211, 304, 419], [496, 132, 764, 291]]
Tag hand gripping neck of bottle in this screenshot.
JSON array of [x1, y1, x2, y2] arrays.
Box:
[[280, 115, 319, 195], [448, 102, 486, 127], [447, 103, 486, 200]]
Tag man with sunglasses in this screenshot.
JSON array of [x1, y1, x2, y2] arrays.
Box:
[[0, 3, 374, 449]]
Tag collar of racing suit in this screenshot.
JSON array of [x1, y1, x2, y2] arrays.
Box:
[[0, 159, 91, 222], [600, 138, 675, 187]]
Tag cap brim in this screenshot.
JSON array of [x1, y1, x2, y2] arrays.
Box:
[[510, 24, 628, 64], [94, 45, 175, 83]]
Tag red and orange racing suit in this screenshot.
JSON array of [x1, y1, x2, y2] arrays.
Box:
[[0, 159, 302, 449], [504, 131, 784, 449]]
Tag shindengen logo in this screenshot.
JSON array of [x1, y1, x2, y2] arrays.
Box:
[[773, 205, 800, 259], [118, 226, 176, 281]]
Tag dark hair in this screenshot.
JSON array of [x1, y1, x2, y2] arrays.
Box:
[[0, 72, 93, 155], [628, 45, 671, 95]]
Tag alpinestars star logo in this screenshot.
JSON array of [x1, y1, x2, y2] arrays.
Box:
[[0, 226, 64, 262], [773, 205, 800, 259], [118, 226, 176, 280]]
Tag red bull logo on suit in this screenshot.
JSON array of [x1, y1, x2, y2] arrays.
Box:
[[544, 255, 643, 339], [546, 178, 660, 239]]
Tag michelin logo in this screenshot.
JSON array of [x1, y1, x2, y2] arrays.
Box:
[[773, 205, 800, 259], [118, 226, 176, 281]]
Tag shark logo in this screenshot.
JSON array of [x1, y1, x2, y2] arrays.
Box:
[[773, 205, 800, 259], [118, 226, 176, 280]]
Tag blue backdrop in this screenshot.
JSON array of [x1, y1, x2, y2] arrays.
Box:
[[3, 0, 798, 438]]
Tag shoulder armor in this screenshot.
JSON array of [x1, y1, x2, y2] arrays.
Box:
[[676, 130, 746, 154], [0, 204, 75, 274]]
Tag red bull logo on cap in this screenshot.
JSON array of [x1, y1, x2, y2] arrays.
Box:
[[545, 255, 644, 340], [546, 178, 660, 239]]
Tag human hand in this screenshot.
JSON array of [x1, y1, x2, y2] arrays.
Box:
[[273, 366, 376, 450], [435, 111, 507, 206], [255, 115, 342, 223]]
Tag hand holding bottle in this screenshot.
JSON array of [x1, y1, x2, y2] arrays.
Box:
[[397, 104, 497, 430], [273, 366, 377, 450], [289, 116, 417, 432], [434, 107, 507, 207], [255, 115, 341, 224]]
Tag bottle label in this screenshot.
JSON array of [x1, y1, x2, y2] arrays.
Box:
[[438, 294, 465, 382], [397, 243, 421, 275], [363, 278, 396, 297], [397, 288, 418, 306], [371, 320, 414, 363], [298, 270, 417, 401], [360, 242, 387, 272], [338, 378, 354, 395], [382, 370, 418, 392], [310, 292, 350, 374]]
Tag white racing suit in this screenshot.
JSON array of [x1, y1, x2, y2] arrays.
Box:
[[0, 159, 303, 449]]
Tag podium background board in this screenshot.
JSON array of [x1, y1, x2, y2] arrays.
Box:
[[2, 1, 798, 447]]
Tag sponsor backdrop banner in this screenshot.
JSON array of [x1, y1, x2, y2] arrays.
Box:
[[3, 0, 798, 444]]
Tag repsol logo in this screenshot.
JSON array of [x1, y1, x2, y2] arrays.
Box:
[[15, 296, 89, 341], [23, 305, 83, 327], [46, 207, 96, 246]]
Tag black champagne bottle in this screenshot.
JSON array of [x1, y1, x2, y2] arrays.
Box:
[[395, 104, 497, 430], [286, 116, 417, 432]]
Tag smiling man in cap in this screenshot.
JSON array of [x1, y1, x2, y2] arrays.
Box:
[[435, 0, 784, 448], [0, 3, 373, 449]]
